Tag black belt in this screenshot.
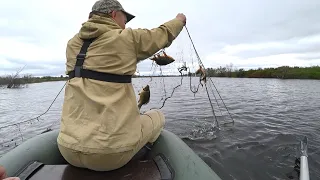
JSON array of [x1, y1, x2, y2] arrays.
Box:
[[68, 68, 132, 83], [68, 38, 132, 83]]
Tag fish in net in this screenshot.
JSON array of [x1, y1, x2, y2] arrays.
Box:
[[136, 26, 235, 140]]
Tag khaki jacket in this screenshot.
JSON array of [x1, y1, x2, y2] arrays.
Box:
[[57, 14, 184, 154]]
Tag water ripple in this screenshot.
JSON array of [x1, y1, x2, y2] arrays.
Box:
[[0, 78, 319, 180]]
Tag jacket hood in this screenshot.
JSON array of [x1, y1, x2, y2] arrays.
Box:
[[78, 14, 122, 39]]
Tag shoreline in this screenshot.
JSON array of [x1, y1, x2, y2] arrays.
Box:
[[1, 75, 319, 87], [1, 65, 319, 87]]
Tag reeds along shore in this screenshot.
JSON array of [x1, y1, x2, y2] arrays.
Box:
[[0, 74, 68, 88]]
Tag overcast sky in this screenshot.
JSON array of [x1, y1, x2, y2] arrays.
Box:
[[1, 0, 320, 76]]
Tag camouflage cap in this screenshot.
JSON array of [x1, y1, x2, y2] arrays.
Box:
[[91, 0, 135, 23]]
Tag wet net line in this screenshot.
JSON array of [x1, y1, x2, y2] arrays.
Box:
[[0, 82, 67, 148], [152, 67, 187, 110], [184, 25, 234, 127], [208, 77, 234, 123], [0, 119, 58, 148], [0, 81, 67, 130], [143, 25, 234, 127], [189, 68, 201, 95], [204, 83, 220, 128]]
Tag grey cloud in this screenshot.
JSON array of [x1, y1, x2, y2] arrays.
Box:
[[1, 0, 320, 76], [164, 0, 320, 68], [296, 53, 320, 61], [0, 58, 65, 76], [28, 69, 66, 77], [8, 58, 65, 67], [229, 37, 320, 59], [200, 0, 320, 45], [0, 67, 65, 77]]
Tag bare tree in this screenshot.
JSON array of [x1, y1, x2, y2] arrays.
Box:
[[7, 65, 26, 88]]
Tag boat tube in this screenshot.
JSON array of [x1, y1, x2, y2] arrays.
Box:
[[0, 129, 222, 180]]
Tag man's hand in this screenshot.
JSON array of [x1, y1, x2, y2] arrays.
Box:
[[0, 166, 20, 180], [176, 13, 186, 25]]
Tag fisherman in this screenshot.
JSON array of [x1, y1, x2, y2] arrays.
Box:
[[57, 0, 186, 171]]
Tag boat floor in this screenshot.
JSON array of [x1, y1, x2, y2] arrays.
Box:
[[29, 160, 161, 180], [18, 145, 170, 180]]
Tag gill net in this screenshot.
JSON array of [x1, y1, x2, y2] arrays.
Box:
[[136, 26, 234, 139], [0, 25, 234, 156]]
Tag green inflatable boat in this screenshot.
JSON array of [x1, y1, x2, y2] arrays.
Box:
[[0, 129, 221, 180]]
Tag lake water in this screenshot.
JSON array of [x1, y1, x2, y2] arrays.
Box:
[[0, 77, 319, 180]]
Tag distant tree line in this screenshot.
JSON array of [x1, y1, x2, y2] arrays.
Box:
[[1, 64, 319, 88], [205, 64, 320, 79]]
